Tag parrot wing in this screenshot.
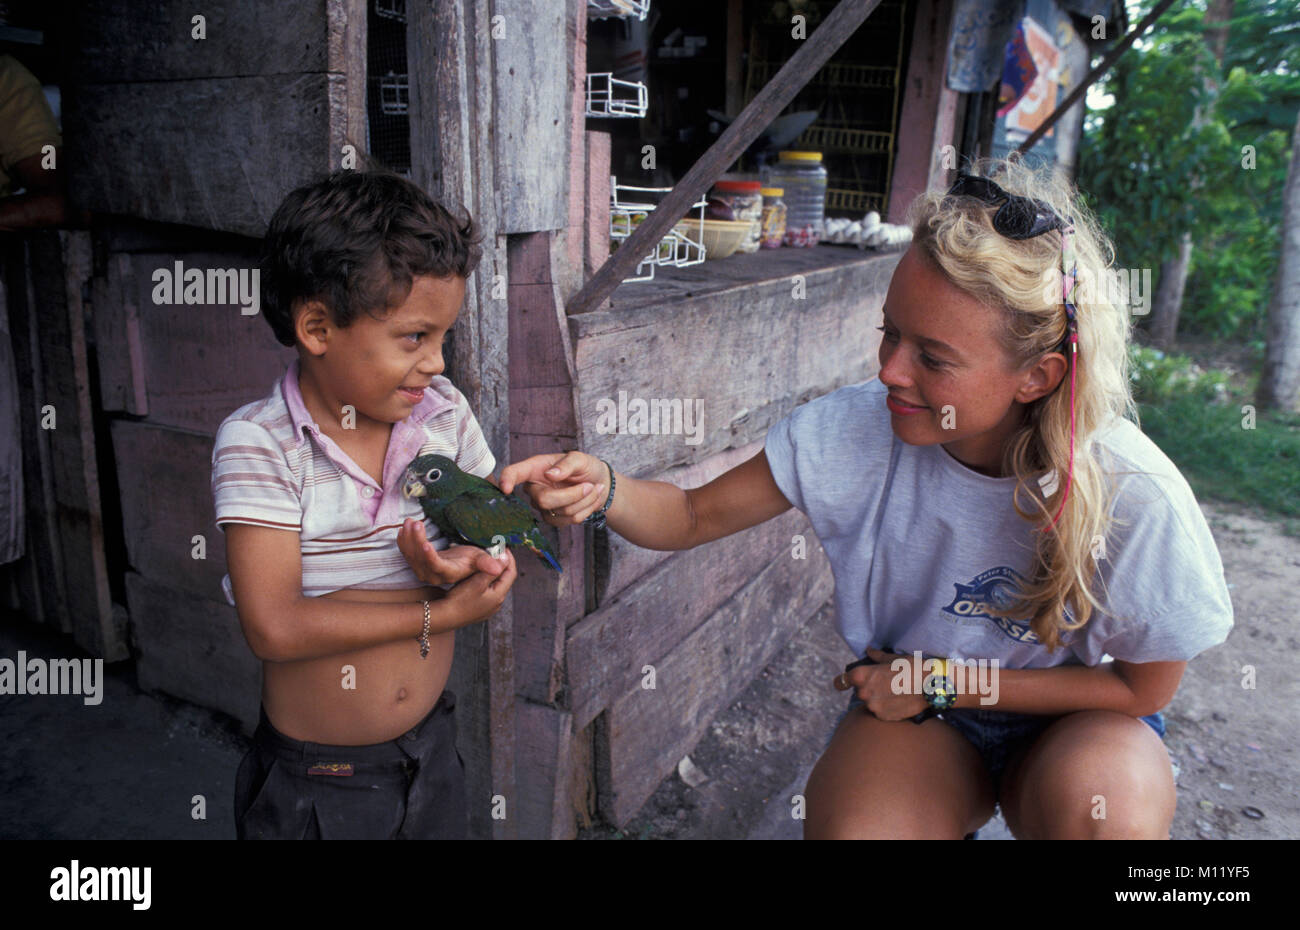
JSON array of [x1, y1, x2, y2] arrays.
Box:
[[442, 491, 538, 549]]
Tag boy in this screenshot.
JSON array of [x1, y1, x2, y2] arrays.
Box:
[[212, 170, 525, 839]]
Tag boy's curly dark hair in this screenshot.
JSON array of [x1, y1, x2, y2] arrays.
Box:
[[259, 170, 482, 347]]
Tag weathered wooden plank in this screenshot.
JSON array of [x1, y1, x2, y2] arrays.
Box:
[[117, 252, 295, 434], [584, 132, 611, 283], [90, 253, 148, 415], [126, 572, 262, 735], [567, 0, 884, 314], [598, 542, 835, 826], [109, 421, 227, 602], [329, 0, 369, 151], [410, 0, 516, 841], [514, 700, 577, 839], [95, 216, 248, 255], [600, 440, 764, 603], [570, 251, 900, 478], [508, 285, 573, 390], [2, 241, 66, 632], [886, 0, 959, 223], [568, 505, 822, 731], [27, 231, 122, 659], [69, 0, 335, 83], [492, 0, 569, 233], [597, 244, 893, 315], [66, 75, 338, 237], [510, 385, 578, 435], [507, 233, 584, 706]]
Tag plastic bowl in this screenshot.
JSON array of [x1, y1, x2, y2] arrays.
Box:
[[675, 218, 753, 260]]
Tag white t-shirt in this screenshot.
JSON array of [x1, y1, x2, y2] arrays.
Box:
[[763, 377, 1233, 668], [210, 358, 496, 605]]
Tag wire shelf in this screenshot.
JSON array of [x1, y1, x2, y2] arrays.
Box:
[[586, 72, 649, 119], [795, 125, 893, 155], [375, 0, 405, 22], [377, 72, 408, 115], [825, 187, 886, 214], [587, 0, 650, 21], [748, 60, 897, 91], [609, 177, 706, 282]]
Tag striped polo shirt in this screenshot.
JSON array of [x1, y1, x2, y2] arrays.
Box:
[[210, 357, 496, 606]]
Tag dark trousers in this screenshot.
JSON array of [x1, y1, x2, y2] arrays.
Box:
[[234, 690, 466, 839]]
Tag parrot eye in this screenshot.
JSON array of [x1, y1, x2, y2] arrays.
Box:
[[424, 468, 442, 483]]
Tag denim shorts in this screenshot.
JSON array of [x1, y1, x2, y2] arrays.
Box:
[[234, 690, 466, 839], [838, 675, 1166, 839]]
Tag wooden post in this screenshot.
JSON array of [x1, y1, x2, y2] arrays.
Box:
[[566, 0, 884, 316], [408, 0, 517, 840], [886, 0, 959, 222]]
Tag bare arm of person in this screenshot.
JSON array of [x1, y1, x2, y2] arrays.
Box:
[[499, 448, 792, 551], [223, 522, 517, 662]]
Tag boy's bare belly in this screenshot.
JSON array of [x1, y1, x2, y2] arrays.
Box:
[[262, 586, 453, 746]]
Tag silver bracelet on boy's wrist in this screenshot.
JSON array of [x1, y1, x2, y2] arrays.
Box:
[[418, 600, 431, 658]]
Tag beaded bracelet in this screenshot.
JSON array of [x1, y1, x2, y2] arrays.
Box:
[[583, 458, 615, 530], [418, 600, 431, 658]]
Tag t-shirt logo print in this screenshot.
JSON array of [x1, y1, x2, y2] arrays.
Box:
[[942, 567, 1041, 644]]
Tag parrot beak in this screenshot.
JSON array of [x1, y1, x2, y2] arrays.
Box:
[[402, 472, 426, 499]]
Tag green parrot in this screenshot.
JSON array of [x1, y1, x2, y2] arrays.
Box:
[[402, 453, 561, 572]]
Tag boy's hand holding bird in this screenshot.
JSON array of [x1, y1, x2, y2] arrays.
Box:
[[396, 519, 506, 586]]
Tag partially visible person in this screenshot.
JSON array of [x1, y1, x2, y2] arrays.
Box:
[[0, 50, 68, 567], [0, 52, 76, 231]]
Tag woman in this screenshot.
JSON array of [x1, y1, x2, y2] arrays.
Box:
[[501, 157, 1233, 839]]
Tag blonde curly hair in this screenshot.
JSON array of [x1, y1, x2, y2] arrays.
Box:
[[906, 155, 1139, 652]]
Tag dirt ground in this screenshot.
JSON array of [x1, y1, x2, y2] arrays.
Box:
[[580, 500, 1299, 840], [0, 503, 1294, 840]]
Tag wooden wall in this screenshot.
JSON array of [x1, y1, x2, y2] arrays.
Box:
[[63, 0, 366, 238], [97, 224, 293, 732], [3, 232, 120, 660], [15, 0, 918, 840], [35, 0, 363, 723], [564, 247, 901, 826]]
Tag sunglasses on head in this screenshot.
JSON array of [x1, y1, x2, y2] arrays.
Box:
[[945, 173, 1068, 240], [945, 172, 1080, 533]]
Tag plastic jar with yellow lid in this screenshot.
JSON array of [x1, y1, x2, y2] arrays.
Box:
[[762, 151, 827, 247]]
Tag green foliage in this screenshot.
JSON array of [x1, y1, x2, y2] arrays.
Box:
[[1131, 345, 1300, 520], [1079, 0, 1299, 340], [1129, 344, 1230, 405]]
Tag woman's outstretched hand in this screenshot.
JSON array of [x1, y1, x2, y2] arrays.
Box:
[[834, 646, 930, 722], [499, 451, 610, 526]]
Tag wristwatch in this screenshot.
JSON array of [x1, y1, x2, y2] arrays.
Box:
[[912, 656, 957, 725]]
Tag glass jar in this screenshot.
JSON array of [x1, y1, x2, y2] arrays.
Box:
[[759, 187, 786, 249], [763, 151, 827, 247], [710, 179, 763, 254]]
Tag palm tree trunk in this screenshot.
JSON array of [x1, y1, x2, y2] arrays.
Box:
[[1146, 0, 1235, 349], [1256, 109, 1300, 412]]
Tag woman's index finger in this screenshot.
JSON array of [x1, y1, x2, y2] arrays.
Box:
[[500, 453, 567, 494], [545, 450, 587, 482]]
